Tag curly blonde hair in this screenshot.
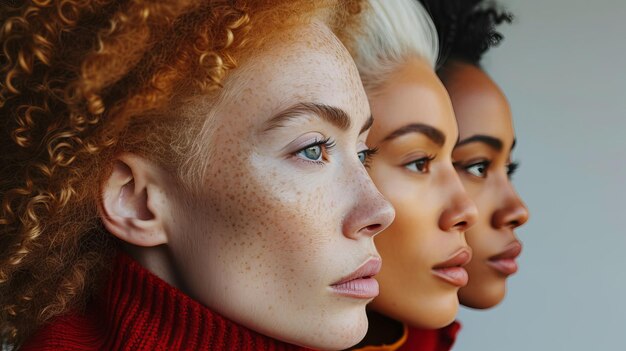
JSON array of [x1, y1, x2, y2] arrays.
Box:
[[0, 0, 362, 346]]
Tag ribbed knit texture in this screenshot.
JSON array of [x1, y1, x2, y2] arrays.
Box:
[[22, 253, 311, 351], [397, 321, 461, 351]]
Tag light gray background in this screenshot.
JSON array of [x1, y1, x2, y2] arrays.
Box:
[[455, 0, 626, 350]]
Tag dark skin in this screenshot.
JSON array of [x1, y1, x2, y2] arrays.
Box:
[[443, 61, 530, 309]]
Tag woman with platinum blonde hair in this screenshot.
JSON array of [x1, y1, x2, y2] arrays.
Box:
[[345, 0, 478, 349]]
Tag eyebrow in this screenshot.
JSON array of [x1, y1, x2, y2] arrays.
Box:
[[263, 102, 353, 133], [382, 123, 446, 147], [456, 134, 518, 152], [360, 115, 374, 134]]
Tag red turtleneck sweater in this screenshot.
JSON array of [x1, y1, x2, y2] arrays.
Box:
[[397, 322, 461, 351], [22, 253, 310, 351]]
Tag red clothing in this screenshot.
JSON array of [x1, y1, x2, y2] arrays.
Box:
[[22, 253, 310, 351], [397, 321, 461, 351]]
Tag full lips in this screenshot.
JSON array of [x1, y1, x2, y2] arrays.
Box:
[[432, 248, 472, 287], [330, 258, 382, 299], [487, 240, 522, 276]]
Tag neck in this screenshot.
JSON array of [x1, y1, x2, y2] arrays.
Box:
[[351, 309, 404, 348], [122, 243, 185, 290]]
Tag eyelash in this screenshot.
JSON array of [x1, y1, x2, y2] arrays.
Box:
[[454, 160, 520, 179], [404, 155, 435, 174], [358, 146, 378, 168], [507, 161, 520, 178], [293, 137, 336, 165]]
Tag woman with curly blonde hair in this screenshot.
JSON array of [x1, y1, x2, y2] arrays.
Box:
[[0, 0, 395, 349]]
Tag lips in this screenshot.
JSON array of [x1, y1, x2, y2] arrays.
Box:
[[432, 248, 472, 287], [330, 258, 382, 299], [487, 241, 522, 276]]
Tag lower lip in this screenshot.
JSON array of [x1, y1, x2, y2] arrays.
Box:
[[330, 277, 379, 299], [488, 258, 519, 275], [432, 267, 469, 287]]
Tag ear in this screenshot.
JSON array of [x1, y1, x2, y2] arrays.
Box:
[[99, 154, 171, 247]]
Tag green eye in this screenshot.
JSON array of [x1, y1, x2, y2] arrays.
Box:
[[299, 145, 322, 161]]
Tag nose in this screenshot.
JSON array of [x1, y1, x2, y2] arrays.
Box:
[[492, 182, 529, 229], [439, 171, 478, 232], [342, 169, 395, 239]]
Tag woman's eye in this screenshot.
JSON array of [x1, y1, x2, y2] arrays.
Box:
[[506, 162, 520, 178], [357, 151, 366, 164], [293, 137, 336, 164], [404, 156, 433, 173], [357, 147, 378, 165], [299, 145, 322, 161], [465, 161, 490, 178]]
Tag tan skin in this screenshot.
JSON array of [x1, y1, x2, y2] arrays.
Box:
[[443, 61, 530, 309], [99, 21, 395, 350], [358, 56, 478, 346]]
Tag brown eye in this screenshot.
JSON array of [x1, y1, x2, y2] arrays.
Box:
[[464, 161, 490, 178], [404, 156, 433, 173]]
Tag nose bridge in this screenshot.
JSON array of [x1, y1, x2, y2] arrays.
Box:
[[438, 165, 478, 232], [341, 163, 395, 240], [493, 176, 529, 229]]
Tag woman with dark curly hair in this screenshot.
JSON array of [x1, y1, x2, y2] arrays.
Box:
[[0, 1, 395, 350], [395, 0, 530, 350]]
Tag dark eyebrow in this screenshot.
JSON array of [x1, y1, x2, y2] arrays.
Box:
[[360, 115, 374, 135], [382, 123, 446, 147], [456, 135, 503, 151], [263, 102, 351, 132]]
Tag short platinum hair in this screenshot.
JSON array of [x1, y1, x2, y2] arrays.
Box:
[[350, 0, 438, 93]]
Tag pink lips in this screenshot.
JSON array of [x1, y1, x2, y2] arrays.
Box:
[[330, 258, 382, 299], [432, 248, 472, 287], [487, 241, 522, 276]]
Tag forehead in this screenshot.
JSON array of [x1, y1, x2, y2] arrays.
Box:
[[444, 63, 514, 141], [219, 21, 369, 131], [367, 57, 458, 144]]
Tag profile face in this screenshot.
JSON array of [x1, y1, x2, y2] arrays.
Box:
[[365, 57, 477, 329], [445, 62, 530, 309], [164, 22, 394, 349]]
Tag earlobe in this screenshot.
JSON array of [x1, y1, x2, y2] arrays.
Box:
[[99, 155, 170, 247]]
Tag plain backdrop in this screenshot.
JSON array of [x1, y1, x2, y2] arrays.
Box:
[[454, 0, 626, 350]]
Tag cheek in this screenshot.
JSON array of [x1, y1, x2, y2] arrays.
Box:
[[368, 161, 411, 206], [459, 178, 492, 217], [207, 150, 344, 275]]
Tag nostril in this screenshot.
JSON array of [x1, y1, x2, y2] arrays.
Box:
[[456, 221, 467, 229], [364, 223, 382, 233]]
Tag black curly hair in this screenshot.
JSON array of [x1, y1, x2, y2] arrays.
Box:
[[417, 0, 512, 68]]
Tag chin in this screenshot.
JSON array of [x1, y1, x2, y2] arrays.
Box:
[[412, 302, 459, 329], [307, 307, 369, 350], [377, 292, 460, 329], [459, 280, 507, 310]]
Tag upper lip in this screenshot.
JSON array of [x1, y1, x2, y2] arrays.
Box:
[[489, 240, 523, 261], [332, 257, 382, 285], [433, 247, 472, 269]]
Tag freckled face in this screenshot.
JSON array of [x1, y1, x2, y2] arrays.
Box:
[[365, 57, 477, 329], [166, 22, 394, 349], [444, 62, 530, 309]]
